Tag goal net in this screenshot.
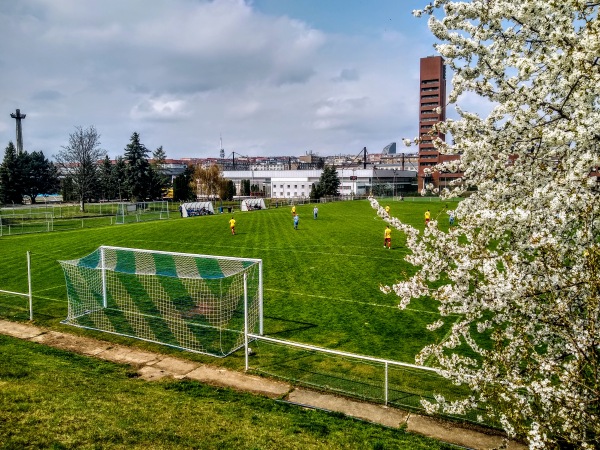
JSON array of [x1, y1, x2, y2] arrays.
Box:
[[60, 246, 263, 357], [0, 212, 53, 236], [115, 201, 170, 224]]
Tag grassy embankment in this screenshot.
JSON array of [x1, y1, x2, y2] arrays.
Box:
[[0, 334, 457, 449]]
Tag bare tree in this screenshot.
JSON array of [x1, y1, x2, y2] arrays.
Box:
[[55, 126, 105, 212], [194, 164, 223, 199]]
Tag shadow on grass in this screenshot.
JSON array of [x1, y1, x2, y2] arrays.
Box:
[[264, 315, 318, 335]]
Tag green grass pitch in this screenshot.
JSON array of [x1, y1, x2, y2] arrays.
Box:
[[0, 198, 457, 359], [0, 198, 474, 412]]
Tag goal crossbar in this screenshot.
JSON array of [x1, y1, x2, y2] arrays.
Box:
[[60, 246, 263, 357]]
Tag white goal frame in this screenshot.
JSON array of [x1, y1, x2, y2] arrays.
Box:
[[115, 201, 170, 224], [60, 246, 263, 357], [0, 212, 53, 236]]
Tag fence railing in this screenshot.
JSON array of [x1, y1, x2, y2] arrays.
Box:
[[0, 251, 32, 320], [244, 333, 484, 424], [245, 333, 436, 403]]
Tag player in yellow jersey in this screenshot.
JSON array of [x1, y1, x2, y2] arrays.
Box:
[[425, 209, 431, 225], [229, 216, 236, 235], [291, 205, 296, 215], [384, 225, 391, 249], [385, 205, 390, 215]]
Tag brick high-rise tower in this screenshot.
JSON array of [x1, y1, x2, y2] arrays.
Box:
[[418, 56, 460, 190]]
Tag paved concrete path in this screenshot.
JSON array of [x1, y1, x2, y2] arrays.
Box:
[[0, 320, 526, 450]]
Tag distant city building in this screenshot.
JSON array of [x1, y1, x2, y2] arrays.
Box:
[[145, 147, 418, 198], [223, 168, 416, 199], [418, 56, 461, 190], [382, 142, 396, 155]]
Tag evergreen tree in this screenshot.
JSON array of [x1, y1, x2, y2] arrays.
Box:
[[124, 132, 151, 202], [99, 156, 116, 201], [21, 151, 60, 204], [315, 165, 340, 198], [240, 179, 250, 196], [112, 156, 127, 201], [309, 182, 322, 201], [172, 165, 194, 201], [60, 176, 76, 202], [0, 142, 23, 204], [217, 178, 236, 201], [226, 179, 236, 201], [149, 146, 170, 199]]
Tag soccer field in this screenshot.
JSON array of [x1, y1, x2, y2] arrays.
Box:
[[0, 197, 472, 415]]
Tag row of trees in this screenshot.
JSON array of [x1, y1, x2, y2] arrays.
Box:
[[170, 164, 236, 203], [0, 142, 59, 205], [173, 163, 340, 202], [0, 126, 172, 211], [55, 126, 171, 211], [2, 124, 342, 210], [1, 126, 174, 212]]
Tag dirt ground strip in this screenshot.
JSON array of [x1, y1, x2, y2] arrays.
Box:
[[0, 320, 526, 450]]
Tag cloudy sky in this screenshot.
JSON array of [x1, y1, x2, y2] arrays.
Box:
[[1, 0, 447, 160]]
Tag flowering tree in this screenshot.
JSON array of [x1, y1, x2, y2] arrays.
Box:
[[373, 1, 600, 448]]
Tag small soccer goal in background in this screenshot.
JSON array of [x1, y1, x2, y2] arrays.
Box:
[[59, 246, 263, 357], [0, 211, 53, 236], [115, 201, 170, 224]]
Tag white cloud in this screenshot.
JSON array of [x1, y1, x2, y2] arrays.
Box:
[[130, 97, 189, 121], [0, 0, 438, 158]]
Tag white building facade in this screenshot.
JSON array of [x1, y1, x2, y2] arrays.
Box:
[[223, 168, 417, 199]]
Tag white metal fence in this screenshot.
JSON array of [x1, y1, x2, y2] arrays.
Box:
[[243, 333, 484, 424], [0, 252, 33, 320], [246, 333, 438, 406]]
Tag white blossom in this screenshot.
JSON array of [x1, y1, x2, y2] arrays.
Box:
[[371, 1, 600, 448]]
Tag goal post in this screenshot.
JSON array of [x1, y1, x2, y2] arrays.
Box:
[[0, 251, 33, 320], [115, 201, 170, 224], [60, 246, 263, 357], [0, 212, 53, 236]]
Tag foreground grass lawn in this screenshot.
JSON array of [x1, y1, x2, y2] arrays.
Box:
[[0, 335, 456, 449]]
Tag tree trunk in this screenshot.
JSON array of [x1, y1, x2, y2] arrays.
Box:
[[80, 198, 85, 213]]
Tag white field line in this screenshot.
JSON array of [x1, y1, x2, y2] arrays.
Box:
[[125, 240, 397, 260], [265, 288, 452, 316], [0, 289, 28, 298], [28, 295, 67, 303], [32, 285, 64, 294]]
